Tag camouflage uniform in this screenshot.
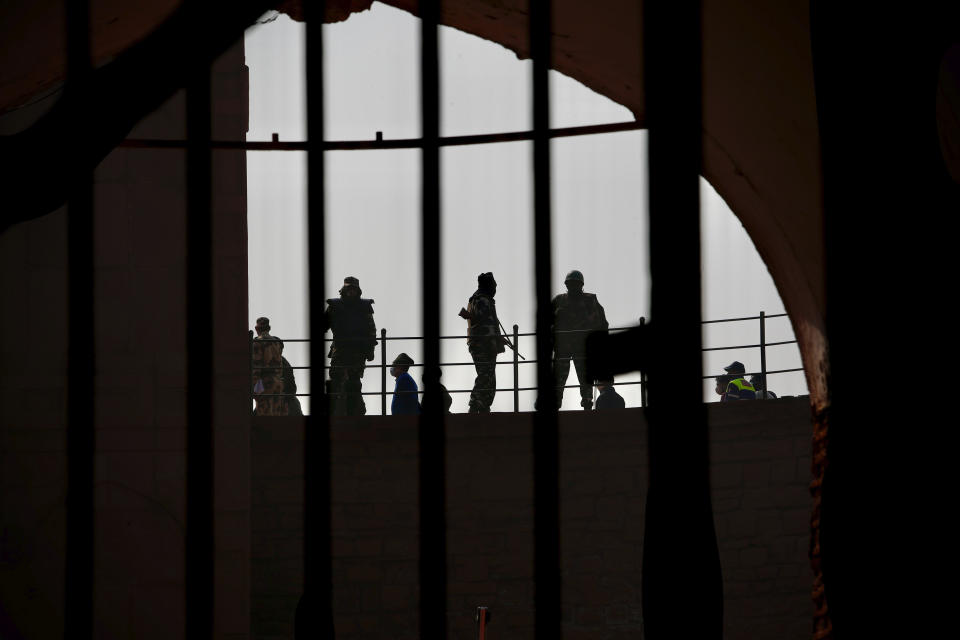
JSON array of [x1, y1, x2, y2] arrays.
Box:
[[552, 281, 608, 409], [464, 286, 505, 413], [325, 277, 377, 416], [252, 337, 289, 416]]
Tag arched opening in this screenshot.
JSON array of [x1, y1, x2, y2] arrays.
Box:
[[245, 3, 808, 414]]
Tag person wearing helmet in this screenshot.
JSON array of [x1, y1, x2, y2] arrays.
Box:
[[552, 270, 608, 410], [325, 276, 377, 415], [719, 361, 756, 401]]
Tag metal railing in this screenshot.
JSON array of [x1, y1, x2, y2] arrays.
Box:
[[249, 310, 804, 412]]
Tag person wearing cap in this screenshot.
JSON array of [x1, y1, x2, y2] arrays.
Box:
[[459, 272, 508, 413], [325, 277, 377, 415], [750, 373, 778, 399], [594, 378, 626, 410], [251, 317, 302, 416], [551, 270, 609, 410], [389, 353, 421, 415], [719, 361, 756, 401]]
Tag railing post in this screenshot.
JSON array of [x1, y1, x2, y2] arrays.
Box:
[[381, 328, 388, 415], [249, 330, 255, 413], [759, 311, 767, 395], [513, 324, 520, 412], [639, 317, 648, 408]]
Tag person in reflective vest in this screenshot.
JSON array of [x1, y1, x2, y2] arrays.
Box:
[[720, 360, 756, 401]]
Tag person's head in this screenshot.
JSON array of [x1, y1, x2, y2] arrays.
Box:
[[390, 352, 414, 377], [596, 378, 614, 393], [564, 269, 585, 294], [723, 360, 746, 377], [715, 374, 732, 396], [478, 272, 497, 296], [423, 366, 443, 385], [255, 317, 271, 336], [749, 373, 765, 389], [340, 276, 362, 298]]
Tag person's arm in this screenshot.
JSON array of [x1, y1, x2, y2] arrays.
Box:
[[596, 299, 609, 331], [365, 307, 377, 361]]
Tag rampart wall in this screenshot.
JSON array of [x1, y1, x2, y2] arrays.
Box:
[[253, 398, 814, 640]]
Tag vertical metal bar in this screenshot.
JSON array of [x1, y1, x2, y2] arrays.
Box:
[[639, 317, 648, 408], [303, 1, 333, 637], [249, 330, 255, 413], [185, 10, 214, 637], [419, 1, 447, 639], [64, 1, 94, 637], [381, 328, 388, 414], [641, 1, 722, 638], [759, 311, 767, 395], [513, 324, 520, 412], [530, 2, 560, 640]]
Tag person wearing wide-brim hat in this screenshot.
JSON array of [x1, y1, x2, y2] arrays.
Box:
[[325, 276, 377, 415], [720, 360, 756, 401]]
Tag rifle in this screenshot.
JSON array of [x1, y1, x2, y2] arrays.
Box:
[[497, 318, 526, 360], [458, 307, 526, 360]]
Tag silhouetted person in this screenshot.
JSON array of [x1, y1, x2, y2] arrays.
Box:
[[325, 277, 377, 415], [421, 366, 454, 414], [552, 270, 609, 410], [750, 373, 777, 399], [719, 361, 756, 401], [595, 378, 625, 409], [459, 272, 507, 413], [252, 318, 302, 416], [390, 352, 421, 415]]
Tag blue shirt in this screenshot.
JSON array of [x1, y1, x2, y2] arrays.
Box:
[[392, 372, 421, 415]]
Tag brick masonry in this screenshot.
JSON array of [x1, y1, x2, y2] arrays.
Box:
[[252, 397, 814, 640]]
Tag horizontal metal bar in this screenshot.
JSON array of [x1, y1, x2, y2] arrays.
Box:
[[702, 339, 799, 352], [119, 120, 645, 152], [701, 312, 789, 324]]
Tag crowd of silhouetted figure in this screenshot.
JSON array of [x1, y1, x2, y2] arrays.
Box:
[[251, 271, 776, 416]]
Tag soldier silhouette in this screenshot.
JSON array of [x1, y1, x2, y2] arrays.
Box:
[[325, 277, 377, 415], [459, 272, 507, 413], [552, 270, 608, 410]]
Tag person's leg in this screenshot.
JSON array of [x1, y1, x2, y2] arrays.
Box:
[[480, 353, 497, 411], [554, 352, 571, 408], [572, 354, 593, 409], [342, 359, 366, 416], [354, 362, 367, 415], [469, 346, 495, 412], [329, 354, 348, 416], [468, 346, 484, 412]]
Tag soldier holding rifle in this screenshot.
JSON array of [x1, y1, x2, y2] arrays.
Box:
[[459, 272, 511, 413]]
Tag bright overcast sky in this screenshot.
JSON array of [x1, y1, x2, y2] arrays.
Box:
[[244, 2, 808, 413]]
